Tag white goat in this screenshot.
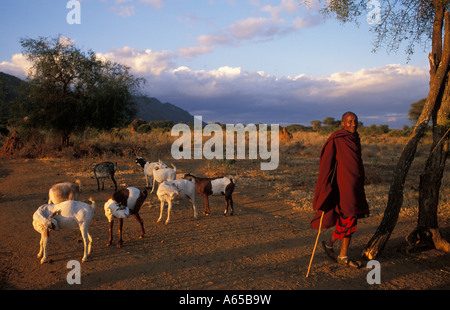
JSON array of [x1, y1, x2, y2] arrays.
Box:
[[156, 179, 198, 224], [32, 198, 96, 264], [135, 157, 168, 188], [48, 180, 82, 204], [151, 163, 177, 194]]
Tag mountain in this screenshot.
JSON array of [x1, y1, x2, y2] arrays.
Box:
[[0, 71, 197, 124], [0, 72, 27, 118], [133, 95, 198, 124]]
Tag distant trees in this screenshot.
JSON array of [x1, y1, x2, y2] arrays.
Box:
[[14, 36, 144, 147], [408, 98, 427, 124]]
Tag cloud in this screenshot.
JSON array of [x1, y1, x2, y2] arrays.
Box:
[[0, 53, 32, 79], [135, 62, 428, 128], [139, 0, 163, 9], [176, 0, 324, 60], [109, 5, 136, 17], [0, 47, 428, 129], [96, 46, 176, 75], [108, 0, 163, 17]]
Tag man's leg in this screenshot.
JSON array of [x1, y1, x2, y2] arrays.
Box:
[[339, 236, 351, 258], [325, 235, 350, 255], [325, 216, 361, 268]]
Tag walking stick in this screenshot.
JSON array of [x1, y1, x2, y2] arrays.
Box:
[[306, 210, 324, 278], [306, 161, 336, 278]]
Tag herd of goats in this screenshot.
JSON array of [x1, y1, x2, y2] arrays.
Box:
[[32, 156, 236, 264]]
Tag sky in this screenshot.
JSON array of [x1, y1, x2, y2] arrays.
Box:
[[0, 0, 431, 128]]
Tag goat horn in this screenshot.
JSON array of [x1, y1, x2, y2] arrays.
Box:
[[50, 209, 60, 218]]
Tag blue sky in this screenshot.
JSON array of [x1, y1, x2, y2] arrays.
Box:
[[0, 0, 430, 128]]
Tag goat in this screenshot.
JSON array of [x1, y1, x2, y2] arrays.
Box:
[[183, 173, 236, 216], [48, 180, 82, 204], [151, 163, 177, 194], [32, 198, 96, 264], [104, 187, 148, 247], [156, 179, 198, 224], [93, 162, 117, 191], [135, 157, 168, 188]]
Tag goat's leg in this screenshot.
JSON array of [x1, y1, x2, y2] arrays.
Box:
[[151, 178, 156, 194], [117, 218, 123, 248], [224, 198, 229, 216], [203, 196, 210, 215], [224, 195, 234, 216], [37, 232, 46, 262], [41, 230, 49, 264], [79, 224, 91, 262], [229, 197, 234, 215], [133, 213, 145, 239], [166, 201, 173, 224], [96, 178, 101, 191], [106, 220, 114, 246], [87, 231, 93, 256], [111, 175, 117, 191], [191, 198, 198, 219], [157, 201, 165, 222]]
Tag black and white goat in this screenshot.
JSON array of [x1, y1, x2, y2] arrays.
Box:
[[32, 198, 96, 264], [183, 173, 236, 216], [48, 180, 82, 204], [104, 187, 148, 247], [93, 162, 117, 191]]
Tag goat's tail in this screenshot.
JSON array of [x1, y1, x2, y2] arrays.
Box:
[[75, 179, 82, 191], [228, 175, 237, 184], [88, 197, 96, 209]]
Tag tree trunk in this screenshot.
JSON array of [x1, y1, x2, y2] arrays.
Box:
[[361, 9, 450, 260], [406, 73, 450, 253]]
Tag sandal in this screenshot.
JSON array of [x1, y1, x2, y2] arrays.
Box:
[[322, 241, 337, 261], [337, 256, 362, 269]]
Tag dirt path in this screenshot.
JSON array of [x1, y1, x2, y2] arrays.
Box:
[[0, 158, 449, 290]]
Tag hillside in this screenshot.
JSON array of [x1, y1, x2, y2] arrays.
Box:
[[134, 95, 197, 124], [0, 72, 27, 118], [0, 72, 196, 125]]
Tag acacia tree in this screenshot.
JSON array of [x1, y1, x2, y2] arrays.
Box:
[[17, 36, 143, 147], [315, 0, 450, 258]]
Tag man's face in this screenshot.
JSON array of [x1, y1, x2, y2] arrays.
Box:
[[341, 114, 358, 133]]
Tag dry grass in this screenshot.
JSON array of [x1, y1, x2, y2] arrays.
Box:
[[4, 128, 450, 222]]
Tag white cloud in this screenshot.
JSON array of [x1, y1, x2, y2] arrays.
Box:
[[139, 0, 164, 9], [0, 53, 32, 79], [136, 62, 428, 127], [109, 5, 136, 17], [96, 46, 176, 75], [176, 0, 323, 60], [0, 46, 428, 128]]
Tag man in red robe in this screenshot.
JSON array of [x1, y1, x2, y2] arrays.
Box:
[[310, 112, 369, 268]]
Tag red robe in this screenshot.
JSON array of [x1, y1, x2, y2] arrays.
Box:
[[310, 129, 369, 230]]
